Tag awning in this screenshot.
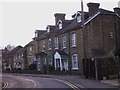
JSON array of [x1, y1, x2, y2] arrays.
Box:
[[56, 50, 68, 56]]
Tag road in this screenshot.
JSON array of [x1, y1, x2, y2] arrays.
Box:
[[2, 74, 78, 89]]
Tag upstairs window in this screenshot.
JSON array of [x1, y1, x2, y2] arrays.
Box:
[[72, 54, 78, 70], [29, 47, 32, 55], [42, 41, 45, 52], [48, 38, 52, 50], [54, 37, 59, 49], [57, 20, 62, 29], [109, 32, 113, 39], [76, 12, 81, 23], [71, 32, 76, 47], [35, 31, 38, 37], [62, 35, 66, 49]]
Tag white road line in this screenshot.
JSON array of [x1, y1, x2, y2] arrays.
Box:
[[9, 75, 37, 88], [2, 82, 9, 88], [24, 78, 37, 87], [54, 78, 80, 90]]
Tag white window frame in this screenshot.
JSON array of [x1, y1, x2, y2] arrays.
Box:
[[35, 31, 38, 37], [75, 12, 81, 23], [72, 54, 78, 70], [76, 14, 81, 23], [30, 47, 32, 51], [54, 37, 59, 49], [42, 41, 45, 52], [71, 32, 76, 47], [29, 47, 32, 55], [48, 38, 52, 50], [109, 32, 113, 39], [57, 20, 62, 29], [62, 35, 66, 49]]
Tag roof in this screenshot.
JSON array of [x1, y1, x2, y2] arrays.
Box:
[[25, 41, 34, 47], [8, 45, 23, 56], [56, 50, 68, 55], [58, 8, 119, 34], [35, 8, 120, 41], [15, 47, 27, 55]]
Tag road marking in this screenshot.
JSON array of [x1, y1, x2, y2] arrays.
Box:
[[2, 82, 9, 88], [25, 78, 37, 87], [16, 76, 37, 87], [54, 78, 80, 90]]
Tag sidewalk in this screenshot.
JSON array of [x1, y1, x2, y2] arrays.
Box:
[[41, 75, 118, 88], [101, 79, 119, 87]]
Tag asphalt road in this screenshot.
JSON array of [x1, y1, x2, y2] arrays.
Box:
[[2, 74, 77, 89]]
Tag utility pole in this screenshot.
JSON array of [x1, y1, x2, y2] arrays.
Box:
[[81, 0, 88, 78]]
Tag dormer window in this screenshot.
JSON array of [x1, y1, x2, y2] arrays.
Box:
[[76, 12, 81, 23], [35, 31, 38, 37], [57, 20, 62, 29], [46, 26, 50, 33]]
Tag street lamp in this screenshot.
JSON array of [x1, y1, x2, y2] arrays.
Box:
[[81, 0, 88, 78]]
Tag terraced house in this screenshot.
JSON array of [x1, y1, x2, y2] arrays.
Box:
[[3, 2, 120, 80], [32, 2, 120, 79]]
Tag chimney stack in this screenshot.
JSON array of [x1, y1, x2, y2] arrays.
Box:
[[114, 7, 120, 16], [54, 13, 66, 25], [87, 2, 100, 16]]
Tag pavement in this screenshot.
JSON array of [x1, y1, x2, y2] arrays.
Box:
[[39, 75, 119, 89], [101, 79, 119, 87], [7, 73, 119, 89]]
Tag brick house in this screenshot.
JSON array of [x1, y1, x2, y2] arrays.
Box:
[[33, 2, 120, 78], [2, 47, 10, 70], [5, 45, 22, 70], [25, 41, 37, 70], [13, 47, 28, 70], [13, 41, 37, 70]]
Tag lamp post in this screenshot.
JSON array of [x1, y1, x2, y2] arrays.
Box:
[[81, 0, 88, 78]]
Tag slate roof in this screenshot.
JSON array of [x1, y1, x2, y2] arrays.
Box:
[[34, 7, 120, 41], [7, 45, 23, 56], [25, 41, 34, 47], [15, 47, 27, 55], [56, 50, 68, 56]]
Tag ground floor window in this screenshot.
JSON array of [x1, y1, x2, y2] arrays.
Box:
[[72, 54, 78, 70], [48, 57, 52, 66]]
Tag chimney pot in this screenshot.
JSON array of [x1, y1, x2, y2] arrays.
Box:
[[54, 13, 66, 25], [114, 7, 120, 16], [87, 2, 100, 16]]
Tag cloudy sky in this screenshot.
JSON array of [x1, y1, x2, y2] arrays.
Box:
[[0, 0, 119, 49]]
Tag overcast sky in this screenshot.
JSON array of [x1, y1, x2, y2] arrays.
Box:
[[0, 0, 120, 49]]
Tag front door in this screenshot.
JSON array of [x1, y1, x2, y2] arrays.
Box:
[[62, 59, 68, 71], [56, 59, 60, 70]]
